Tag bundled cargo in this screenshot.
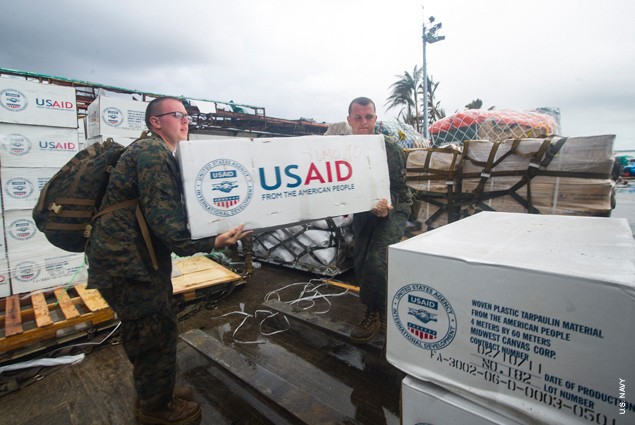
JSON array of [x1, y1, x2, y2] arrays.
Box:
[[406, 145, 463, 229], [407, 135, 616, 231], [376, 120, 428, 149], [248, 216, 354, 276], [429, 109, 559, 146], [324, 120, 428, 149]]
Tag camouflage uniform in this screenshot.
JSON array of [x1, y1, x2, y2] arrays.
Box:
[[86, 135, 218, 410], [352, 137, 413, 313]]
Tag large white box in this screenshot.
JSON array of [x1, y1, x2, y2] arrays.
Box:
[[0, 210, 87, 294], [1, 167, 56, 210], [177, 135, 391, 239], [0, 257, 10, 297], [3, 209, 87, 294], [3, 209, 69, 261], [0, 219, 9, 297], [86, 95, 148, 138], [387, 212, 635, 425], [9, 251, 87, 294], [401, 376, 528, 424], [0, 123, 78, 167], [0, 78, 77, 128]]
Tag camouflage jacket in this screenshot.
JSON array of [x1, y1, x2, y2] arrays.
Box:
[[384, 136, 413, 213], [86, 135, 217, 284]]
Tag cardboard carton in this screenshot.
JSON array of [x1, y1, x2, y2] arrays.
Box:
[[1, 167, 56, 210], [0, 78, 77, 128], [3, 209, 87, 294], [177, 135, 391, 239], [86, 95, 148, 138], [9, 251, 86, 294], [0, 123, 79, 167], [402, 376, 528, 424], [387, 212, 635, 424], [0, 257, 10, 297]]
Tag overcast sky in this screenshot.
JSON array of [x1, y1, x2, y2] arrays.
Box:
[[1, 0, 634, 150]]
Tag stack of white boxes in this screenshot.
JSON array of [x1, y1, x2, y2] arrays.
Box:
[[85, 95, 148, 146], [387, 212, 635, 424], [0, 77, 84, 295]]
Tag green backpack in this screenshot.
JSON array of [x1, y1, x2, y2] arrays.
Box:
[[32, 137, 158, 269]]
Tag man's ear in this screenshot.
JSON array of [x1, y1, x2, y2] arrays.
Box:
[[149, 116, 161, 130]]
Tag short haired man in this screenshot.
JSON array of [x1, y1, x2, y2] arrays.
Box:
[[86, 96, 250, 424], [346, 97, 413, 344]]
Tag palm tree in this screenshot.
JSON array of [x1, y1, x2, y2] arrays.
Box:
[[425, 75, 446, 123], [465, 99, 483, 110], [385, 66, 422, 131], [464, 98, 495, 111]]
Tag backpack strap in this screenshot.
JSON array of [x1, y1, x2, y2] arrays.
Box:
[[90, 199, 159, 271], [134, 203, 159, 271]]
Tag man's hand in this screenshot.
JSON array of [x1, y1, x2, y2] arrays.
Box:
[[371, 199, 393, 218], [214, 224, 252, 248]]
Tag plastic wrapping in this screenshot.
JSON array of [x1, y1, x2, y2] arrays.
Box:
[[246, 217, 354, 276], [375, 120, 429, 149], [324, 120, 429, 149]]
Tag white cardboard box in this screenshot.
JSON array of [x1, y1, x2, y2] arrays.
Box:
[[9, 251, 87, 294], [0, 219, 9, 297], [1, 167, 57, 210], [3, 209, 71, 261], [387, 212, 635, 425], [0, 123, 78, 167], [0, 257, 10, 297], [86, 95, 148, 138], [3, 210, 87, 294], [177, 135, 391, 239], [401, 376, 529, 424], [0, 78, 77, 128]]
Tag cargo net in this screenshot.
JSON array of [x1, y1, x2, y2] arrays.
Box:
[[429, 109, 560, 146], [247, 216, 354, 276], [406, 134, 616, 231], [324, 120, 428, 149]]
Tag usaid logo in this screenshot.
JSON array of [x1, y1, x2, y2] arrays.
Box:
[[9, 218, 37, 240], [0, 88, 28, 112], [392, 283, 457, 350], [35, 98, 74, 111], [38, 139, 77, 152], [2, 133, 32, 156], [14, 261, 40, 282], [102, 107, 124, 127], [5, 177, 34, 199], [195, 159, 254, 217]]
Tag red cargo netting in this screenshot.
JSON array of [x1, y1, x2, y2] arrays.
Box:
[[430, 109, 560, 146]]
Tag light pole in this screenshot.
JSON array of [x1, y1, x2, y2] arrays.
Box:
[[422, 15, 445, 140]]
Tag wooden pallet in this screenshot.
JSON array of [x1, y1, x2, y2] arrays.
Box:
[[0, 257, 244, 357], [172, 256, 244, 302], [0, 283, 115, 354]]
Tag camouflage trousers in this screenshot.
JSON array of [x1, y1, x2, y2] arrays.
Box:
[[96, 271, 177, 410], [352, 204, 410, 313]]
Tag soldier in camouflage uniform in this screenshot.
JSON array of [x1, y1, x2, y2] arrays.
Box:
[[346, 97, 413, 344], [86, 96, 250, 425]]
